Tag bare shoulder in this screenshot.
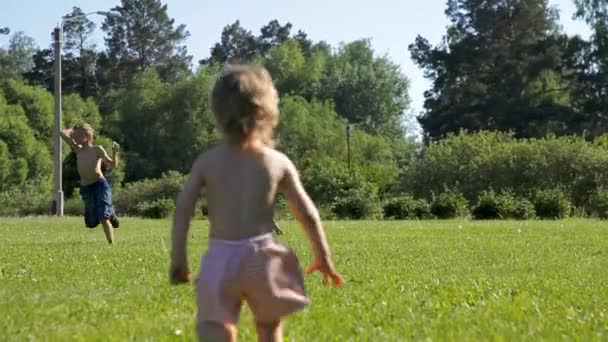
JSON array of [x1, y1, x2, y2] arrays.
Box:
[[93, 145, 107, 153], [263, 147, 297, 174], [190, 146, 222, 174]]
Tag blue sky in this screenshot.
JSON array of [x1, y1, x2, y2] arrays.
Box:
[[0, 0, 592, 118]]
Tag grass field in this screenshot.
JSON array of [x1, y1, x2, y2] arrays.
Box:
[[1, 218, 607, 341]]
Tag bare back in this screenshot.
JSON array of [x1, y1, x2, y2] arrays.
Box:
[[186, 143, 289, 240]]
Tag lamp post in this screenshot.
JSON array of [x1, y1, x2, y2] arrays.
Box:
[[346, 124, 353, 173], [52, 11, 120, 216]]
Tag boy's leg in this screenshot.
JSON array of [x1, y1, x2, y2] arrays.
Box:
[[255, 320, 282, 342], [101, 218, 114, 244], [197, 321, 237, 342], [109, 211, 120, 228]]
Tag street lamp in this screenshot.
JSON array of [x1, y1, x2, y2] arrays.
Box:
[[346, 124, 353, 172], [52, 11, 120, 216]]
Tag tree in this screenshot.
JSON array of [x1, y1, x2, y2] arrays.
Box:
[[100, 0, 191, 88], [23, 48, 54, 91], [200, 20, 258, 65], [261, 39, 327, 99], [1, 79, 54, 143], [322, 40, 410, 139], [0, 31, 37, 78], [106, 66, 220, 181], [293, 30, 313, 56], [409, 0, 574, 140], [258, 20, 293, 55], [0, 89, 52, 193], [275, 95, 399, 204], [568, 0, 608, 137], [62, 6, 99, 98], [201, 19, 296, 65]]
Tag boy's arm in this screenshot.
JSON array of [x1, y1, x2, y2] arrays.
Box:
[[60, 129, 80, 151], [96, 144, 119, 169], [170, 156, 206, 284]]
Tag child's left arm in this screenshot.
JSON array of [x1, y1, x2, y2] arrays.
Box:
[[170, 155, 206, 285], [96, 143, 119, 169]]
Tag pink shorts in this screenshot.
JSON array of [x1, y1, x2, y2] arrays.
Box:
[[195, 233, 310, 324]]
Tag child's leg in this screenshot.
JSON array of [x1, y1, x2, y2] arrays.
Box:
[[197, 321, 237, 342], [255, 320, 282, 342], [100, 218, 114, 244]]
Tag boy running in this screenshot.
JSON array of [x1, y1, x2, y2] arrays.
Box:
[[60, 124, 120, 244]]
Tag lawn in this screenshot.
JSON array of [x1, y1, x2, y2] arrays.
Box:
[[1, 218, 607, 341]]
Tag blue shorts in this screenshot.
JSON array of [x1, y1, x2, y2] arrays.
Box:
[[80, 178, 114, 228]]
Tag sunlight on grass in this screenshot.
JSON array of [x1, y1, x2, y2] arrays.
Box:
[[1, 218, 607, 340]]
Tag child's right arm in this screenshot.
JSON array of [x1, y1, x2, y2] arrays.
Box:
[[280, 159, 343, 288], [60, 128, 80, 150], [170, 156, 206, 284]]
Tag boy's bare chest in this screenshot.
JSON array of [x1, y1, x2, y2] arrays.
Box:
[[76, 149, 100, 169]]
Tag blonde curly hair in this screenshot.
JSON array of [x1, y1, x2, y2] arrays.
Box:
[[211, 65, 279, 146]]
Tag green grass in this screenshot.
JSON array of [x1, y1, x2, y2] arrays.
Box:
[[1, 218, 607, 341]]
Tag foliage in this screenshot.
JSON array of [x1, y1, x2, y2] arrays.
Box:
[[0, 181, 50, 216], [0, 90, 52, 192], [135, 198, 175, 219], [588, 187, 608, 218], [0, 31, 37, 78], [100, 0, 192, 87], [383, 195, 431, 219], [409, 0, 578, 140], [113, 170, 185, 216], [496, 192, 537, 220], [472, 190, 536, 220], [331, 185, 383, 220], [398, 131, 608, 210], [431, 190, 469, 219], [534, 189, 572, 219], [472, 190, 502, 220], [105, 67, 220, 181]]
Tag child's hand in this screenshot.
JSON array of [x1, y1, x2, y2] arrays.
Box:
[[305, 256, 343, 288], [169, 262, 191, 285], [112, 141, 120, 152]]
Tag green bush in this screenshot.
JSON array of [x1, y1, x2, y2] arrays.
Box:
[[431, 190, 469, 219], [302, 159, 368, 205], [534, 189, 572, 219], [397, 131, 608, 209], [472, 190, 501, 219], [497, 192, 536, 220], [64, 196, 84, 216], [136, 198, 175, 219], [472, 190, 536, 220], [114, 171, 185, 216], [589, 188, 608, 219], [331, 186, 383, 220], [383, 195, 431, 219], [0, 181, 50, 216]]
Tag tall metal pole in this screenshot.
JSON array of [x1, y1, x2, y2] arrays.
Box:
[[53, 27, 64, 216], [346, 124, 352, 173]]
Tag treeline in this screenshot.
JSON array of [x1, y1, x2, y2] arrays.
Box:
[[410, 0, 608, 140], [59, 132, 608, 220], [1, 0, 608, 219]]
